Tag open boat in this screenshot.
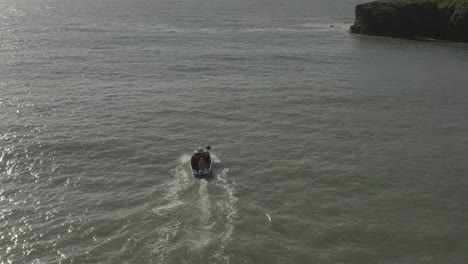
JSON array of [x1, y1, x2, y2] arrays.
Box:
[[190, 146, 213, 179]]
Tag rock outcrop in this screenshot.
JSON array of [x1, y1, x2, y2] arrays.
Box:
[[350, 0, 468, 42]]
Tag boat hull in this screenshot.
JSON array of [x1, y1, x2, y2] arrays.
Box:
[[192, 170, 212, 179]]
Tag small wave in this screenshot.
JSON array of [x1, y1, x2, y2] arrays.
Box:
[[178, 154, 192, 164], [210, 153, 222, 164], [55, 26, 110, 33], [298, 22, 351, 31], [243, 23, 351, 33], [152, 200, 185, 216], [140, 22, 351, 35], [263, 213, 272, 230]]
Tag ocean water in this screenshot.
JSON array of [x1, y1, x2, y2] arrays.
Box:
[[1, 0, 468, 263]]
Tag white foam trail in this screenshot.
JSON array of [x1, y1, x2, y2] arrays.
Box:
[[152, 200, 184, 217], [157, 157, 191, 210], [150, 221, 181, 263], [190, 180, 213, 250], [263, 213, 272, 230], [266, 213, 271, 222], [210, 153, 221, 164], [152, 177, 187, 215], [150, 155, 194, 262], [179, 154, 192, 164], [151, 153, 238, 263], [198, 180, 211, 224], [151, 154, 193, 216], [213, 168, 238, 263]]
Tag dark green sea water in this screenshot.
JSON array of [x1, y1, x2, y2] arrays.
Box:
[[1, 0, 468, 263]]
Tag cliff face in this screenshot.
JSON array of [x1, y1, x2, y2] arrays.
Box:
[[350, 0, 468, 42]]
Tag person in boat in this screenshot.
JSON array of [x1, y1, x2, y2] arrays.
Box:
[[198, 157, 207, 173], [191, 147, 205, 171], [200, 150, 209, 160], [192, 146, 212, 173]]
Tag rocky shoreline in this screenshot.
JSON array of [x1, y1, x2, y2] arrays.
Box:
[[350, 0, 468, 42]]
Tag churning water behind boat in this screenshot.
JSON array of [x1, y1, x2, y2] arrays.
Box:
[[149, 154, 237, 263]]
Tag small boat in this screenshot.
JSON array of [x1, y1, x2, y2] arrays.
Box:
[[190, 146, 213, 179]]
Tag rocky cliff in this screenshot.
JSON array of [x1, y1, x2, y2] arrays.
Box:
[[350, 0, 468, 42]]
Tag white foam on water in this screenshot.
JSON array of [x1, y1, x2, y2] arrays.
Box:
[[178, 154, 192, 164], [152, 155, 192, 215], [188, 180, 214, 250], [150, 155, 194, 262], [152, 200, 184, 217], [210, 153, 222, 164], [263, 213, 272, 230], [213, 167, 238, 263], [150, 153, 238, 263], [150, 221, 181, 263], [198, 180, 212, 224]]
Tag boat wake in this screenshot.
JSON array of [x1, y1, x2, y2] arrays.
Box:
[[152, 154, 191, 216], [189, 179, 214, 250], [212, 167, 238, 264], [150, 155, 191, 263], [150, 153, 237, 263]]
